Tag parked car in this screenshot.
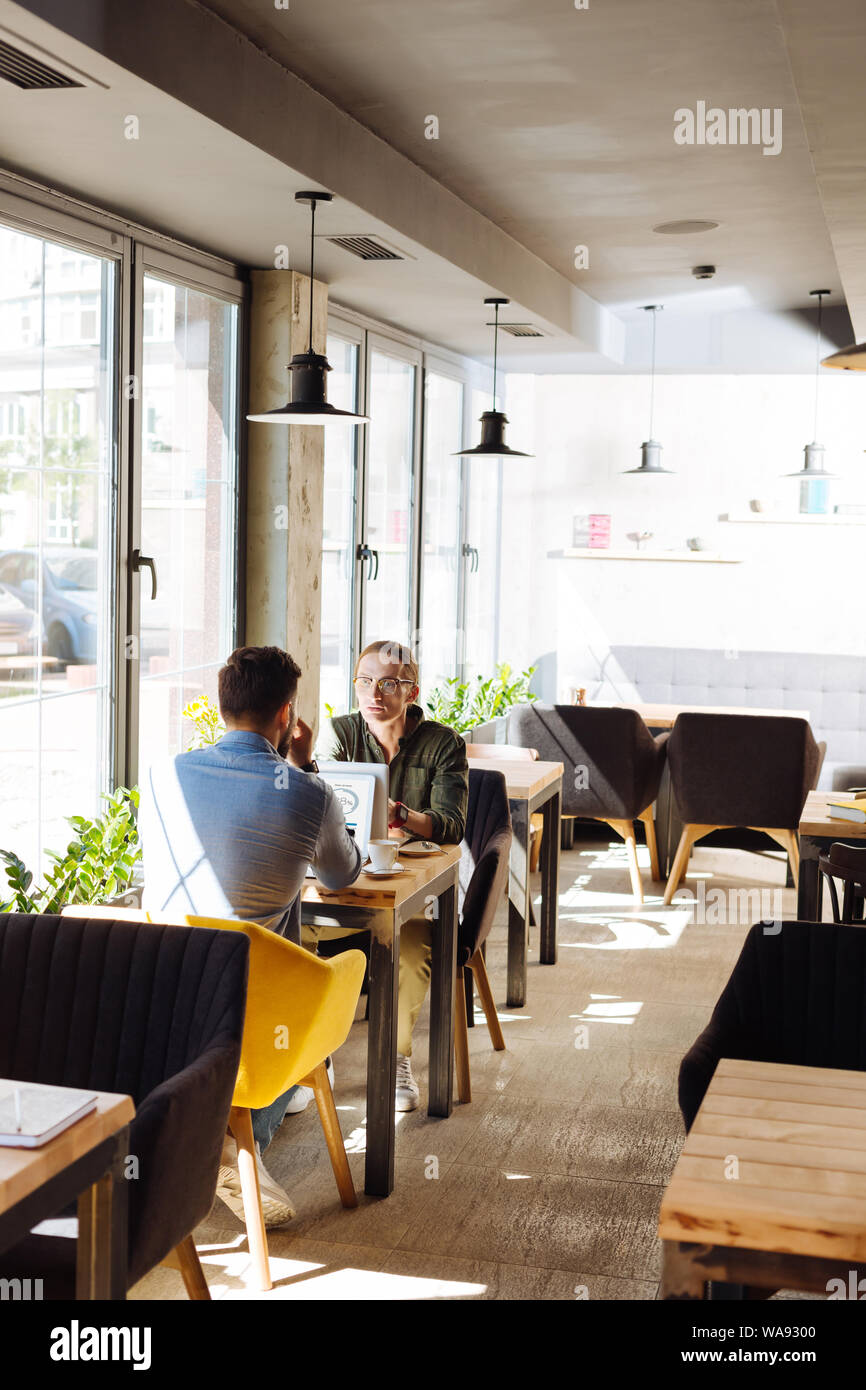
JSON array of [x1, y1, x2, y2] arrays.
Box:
[[0, 548, 99, 664], [0, 582, 38, 657]]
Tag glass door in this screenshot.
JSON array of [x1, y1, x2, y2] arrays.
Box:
[[460, 387, 502, 677], [132, 253, 241, 782], [0, 217, 118, 872], [359, 336, 420, 649], [320, 327, 361, 721], [419, 365, 464, 690]]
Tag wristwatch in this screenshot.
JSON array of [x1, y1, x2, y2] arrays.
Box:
[[390, 801, 410, 827], [301, 759, 319, 774]]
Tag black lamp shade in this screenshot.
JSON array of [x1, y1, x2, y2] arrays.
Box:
[[454, 410, 532, 458], [247, 351, 369, 425]]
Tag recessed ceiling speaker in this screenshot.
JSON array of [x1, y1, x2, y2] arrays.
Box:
[[652, 220, 719, 235], [692, 265, 716, 279]]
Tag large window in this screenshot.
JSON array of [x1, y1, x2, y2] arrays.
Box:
[[419, 368, 463, 687], [0, 222, 115, 869], [0, 197, 242, 878], [317, 317, 497, 722], [136, 271, 240, 775], [320, 331, 360, 720]]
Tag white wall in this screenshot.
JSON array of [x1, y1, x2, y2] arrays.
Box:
[[499, 371, 866, 701]]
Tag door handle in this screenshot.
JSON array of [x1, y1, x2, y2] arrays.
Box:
[[462, 543, 479, 573], [357, 544, 379, 582], [132, 549, 157, 600]]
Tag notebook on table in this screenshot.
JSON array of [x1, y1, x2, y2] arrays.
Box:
[[0, 1080, 97, 1148]]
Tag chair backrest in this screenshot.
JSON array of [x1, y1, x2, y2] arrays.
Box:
[[667, 712, 820, 828], [147, 912, 366, 1109], [0, 913, 248, 1102], [508, 702, 665, 819], [465, 743, 538, 760], [818, 842, 866, 924], [459, 768, 512, 962]]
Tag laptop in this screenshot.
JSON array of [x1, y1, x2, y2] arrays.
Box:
[[316, 761, 391, 858]]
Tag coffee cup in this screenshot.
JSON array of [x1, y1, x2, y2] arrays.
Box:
[[368, 839, 399, 872]]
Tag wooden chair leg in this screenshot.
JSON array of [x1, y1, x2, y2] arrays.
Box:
[[640, 807, 661, 882], [663, 825, 701, 905], [454, 965, 472, 1103], [301, 1062, 357, 1208], [604, 818, 644, 903], [753, 827, 800, 890], [529, 823, 542, 873], [469, 949, 505, 1051], [228, 1106, 272, 1292], [170, 1234, 211, 1300]]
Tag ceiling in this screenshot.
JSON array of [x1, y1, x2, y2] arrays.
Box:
[[1, 0, 865, 366], [198, 0, 843, 314]]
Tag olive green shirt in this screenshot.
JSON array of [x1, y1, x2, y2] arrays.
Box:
[[318, 705, 468, 844]]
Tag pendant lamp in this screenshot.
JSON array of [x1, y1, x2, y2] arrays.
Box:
[[784, 290, 838, 483], [822, 341, 866, 370], [247, 191, 369, 426], [454, 297, 532, 457], [624, 305, 674, 473]]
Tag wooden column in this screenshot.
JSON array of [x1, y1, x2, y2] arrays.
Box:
[[246, 270, 327, 724]]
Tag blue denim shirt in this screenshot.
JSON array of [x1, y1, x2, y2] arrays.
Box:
[[140, 730, 361, 942]]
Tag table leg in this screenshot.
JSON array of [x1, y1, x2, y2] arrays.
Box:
[[75, 1126, 129, 1300], [507, 801, 531, 1008], [428, 882, 457, 1118], [539, 789, 561, 965], [798, 836, 821, 921], [365, 929, 399, 1197], [659, 1241, 708, 1300]]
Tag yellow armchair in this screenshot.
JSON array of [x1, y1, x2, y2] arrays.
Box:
[[62, 904, 366, 1291]]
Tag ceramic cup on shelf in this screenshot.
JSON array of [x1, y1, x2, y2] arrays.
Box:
[[368, 839, 400, 871]]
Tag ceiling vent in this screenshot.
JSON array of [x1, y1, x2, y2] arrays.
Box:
[[325, 234, 405, 261], [491, 322, 545, 338], [0, 37, 83, 89]]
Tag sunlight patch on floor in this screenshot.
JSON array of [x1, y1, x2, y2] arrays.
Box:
[[218, 1264, 487, 1300], [570, 996, 644, 1027]]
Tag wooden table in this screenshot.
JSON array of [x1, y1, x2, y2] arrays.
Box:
[[302, 845, 460, 1198], [600, 702, 811, 877], [798, 790, 866, 920], [464, 758, 563, 1007], [659, 1057, 866, 1299], [0, 1088, 134, 1299]]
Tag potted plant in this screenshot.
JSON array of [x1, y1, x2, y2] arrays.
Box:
[[425, 662, 537, 740], [1, 786, 142, 913]]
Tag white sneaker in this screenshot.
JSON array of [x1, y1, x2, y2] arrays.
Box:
[[216, 1136, 296, 1228], [395, 1053, 420, 1112], [283, 1057, 335, 1116]]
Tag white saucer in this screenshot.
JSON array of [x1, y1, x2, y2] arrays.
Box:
[[399, 841, 443, 857], [363, 863, 407, 878]]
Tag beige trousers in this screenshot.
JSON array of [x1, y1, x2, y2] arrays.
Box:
[[300, 913, 433, 1057]]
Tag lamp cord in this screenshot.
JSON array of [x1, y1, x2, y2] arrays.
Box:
[[648, 307, 657, 440], [813, 292, 823, 442], [492, 301, 499, 412], [308, 198, 316, 356]]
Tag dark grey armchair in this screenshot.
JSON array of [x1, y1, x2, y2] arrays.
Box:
[[0, 913, 248, 1299], [662, 712, 820, 904], [508, 703, 668, 902]]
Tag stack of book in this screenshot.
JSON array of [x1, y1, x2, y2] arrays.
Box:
[[827, 791, 866, 824]]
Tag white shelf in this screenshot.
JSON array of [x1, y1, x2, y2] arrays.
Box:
[[548, 548, 741, 564], [719, 513, 866, 526]]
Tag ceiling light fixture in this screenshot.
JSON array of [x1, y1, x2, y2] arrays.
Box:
[[784, 291, 838, 506], [624, 305, 674, 474], [652, 220, 719, 235], [247, 191, 369, 426], [454, 297, 532, 458], [821, 341, 866, 370]]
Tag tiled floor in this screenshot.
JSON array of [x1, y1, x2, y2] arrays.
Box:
[[131, 833, 805, 1301]]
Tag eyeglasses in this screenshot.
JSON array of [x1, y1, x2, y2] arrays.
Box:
[[353, 676, 415, 695]]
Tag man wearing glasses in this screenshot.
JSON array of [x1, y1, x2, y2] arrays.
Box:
[[312, 639, 469, 1110]]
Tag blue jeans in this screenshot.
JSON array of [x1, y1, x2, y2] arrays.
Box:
[[251, 1086, 301, 1152]]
